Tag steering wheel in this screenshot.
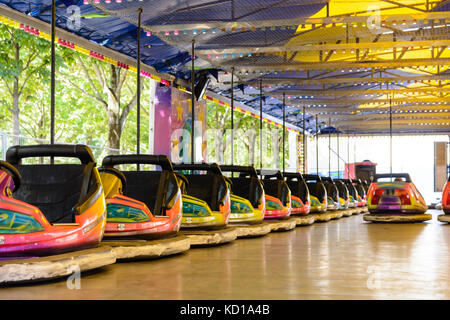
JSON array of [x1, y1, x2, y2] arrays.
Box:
[[0, 161, 21, 191], [98, 167, 127, 190]]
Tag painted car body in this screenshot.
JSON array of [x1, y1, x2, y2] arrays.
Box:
[[0, 145, 106, 258], [443, 176, 450, 214], [98, 155, 182, 240], [284, 172, 311, 215], [258, 170, 291, 219], [367, 173, 427, 214], [264, 194, 291, 219]]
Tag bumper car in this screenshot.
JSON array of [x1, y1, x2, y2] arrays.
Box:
[[284, 172, 311, 215], [0, 145, 116, 284], [173, 163, 231, 229], [99, 155, 182, 240], [257, 170, 291, 219], [220, 165, 265, 224], [354, 179, 367, 207], [364, 173, 431, 223], [338, 179, 359, 210], [437, 175, 450, 223], [0, 145, 106, 257], [303, 174, 327, 213], [335, 180, 350, 210], [322, 177, 339, 211]]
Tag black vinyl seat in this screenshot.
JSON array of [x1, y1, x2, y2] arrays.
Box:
[[14, 165, 85, 224], [284, 174, 310, 204], [322, 177, 339, 203], [7, 144, 99, 224], [303, 174, 327, 203], [335, 180, 349, 200]]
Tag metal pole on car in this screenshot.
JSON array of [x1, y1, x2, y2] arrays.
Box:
[[328, 117, 331, 177], [50, 0, 55, 163], [316, 114, 319, 175], [337, 131, 340, 179], [231, 67, 234, 168], [259, 78, 263, 179], [302, 105, 306, 174], [282, 93, 286, 174], [390, 94, 393, 181], [191, 39, 196, 164], [136, 8, 142, 171]]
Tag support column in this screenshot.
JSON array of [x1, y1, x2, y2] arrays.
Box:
[[148, 79, 157, 155], [50, 0, 55, 163], [302, 106, 306, 174], [259, 78, 263, 177], [231, 67, 234, 167], [315, 114, 319, 175], [191, 39, 196, 164], [282, 93, 286, 173], [136, 8, 142, 156]]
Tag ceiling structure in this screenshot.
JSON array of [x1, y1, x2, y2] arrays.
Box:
[[0, 0, 448, 135]]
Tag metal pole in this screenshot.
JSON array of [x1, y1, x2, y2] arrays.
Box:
[[50, 0, 55, 163], [315, 114, 319, 175], [282, 93, 286, 174], [191, 39, 195, 164], [328, 117, 331, 177], [337, 132, 340, 179], [259, 78, 263, 177], [390, 94, 393, 181], [231, 67, 234, 167], [347, 134, 350, 179], [302, 106, 306, 174], [137, 8, 142, 158]]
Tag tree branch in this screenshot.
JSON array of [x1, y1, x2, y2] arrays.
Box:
[[57, 70, 107, 108]]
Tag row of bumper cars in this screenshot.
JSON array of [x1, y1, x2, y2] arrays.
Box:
[[363, 173, 431, 223]]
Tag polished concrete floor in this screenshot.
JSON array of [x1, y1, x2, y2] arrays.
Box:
[[1, 210, 450, 300]]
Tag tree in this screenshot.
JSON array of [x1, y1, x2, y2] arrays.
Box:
[[58, 53, 142, 153], [0, 25, 51, 144]]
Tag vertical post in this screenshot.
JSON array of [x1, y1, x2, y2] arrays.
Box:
[[136, 8, 142, 156], [302, 106, 306, 174], [315, 114, 319, 175], [337, 132, 340, 179], [259, 78, 263, 177], [231, 67, 234, 167], [282, 93, 286, 174], [347, 134, 350, 179], [191, 39, 195, 164], [390, 94, 393, 181], [328, 117, 331, 177], [50, 0, 56, 163]]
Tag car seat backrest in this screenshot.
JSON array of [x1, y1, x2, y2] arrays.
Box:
[[122, 171, 165, 215], [307, 181, 326, 202], [287, 180, 309, 203], [183, 174, 225, 211], [229, 177, 262, 208], [14, 164, 85, 224]]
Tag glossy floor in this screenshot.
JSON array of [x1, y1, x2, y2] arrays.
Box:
[[2, 210, 450, 299]]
